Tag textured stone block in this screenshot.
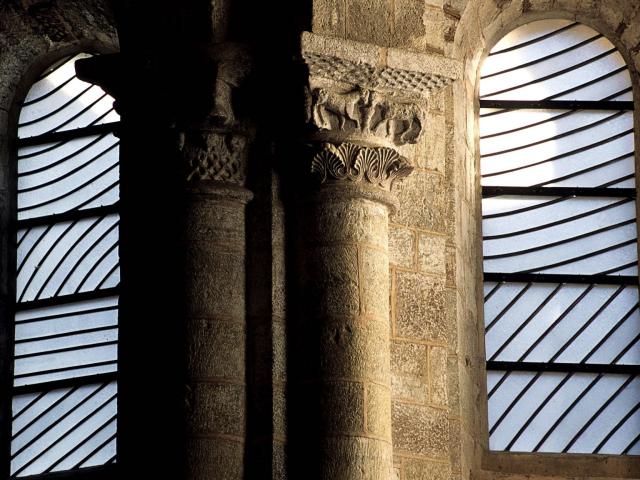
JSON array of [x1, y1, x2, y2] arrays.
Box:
[[186, 436, 243, 480], [310, 198, 388, 248], [186, 382, 245, 436], [395, 271, 448, 342], [185, 249, 245, 319], [429, 345, 448, 406], [360, 245, 390, 320], [418, 233, 446, 274], [320, 316, 390, 383], [392, 401, 449, 457], [304, 244, 360, 318], [185, 199, 246, 246], [393, 0, 427, 49], [345, 0, 393, 46], [417, 110, 446, 172], [186, 317, 245, 379], [322, 436, 392, 480], [389, 226, 415, 268], [366, 382, 392, 439], [403, 457, 451, 480], [392, 172, 448, 234], [323, 381, 365, 435], [423, 5, 445, 52], [312, 0, 346, 36]]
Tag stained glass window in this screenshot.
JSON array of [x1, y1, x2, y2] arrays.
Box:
[[480, 20, 640, 454], [8, 53, 120, 476]]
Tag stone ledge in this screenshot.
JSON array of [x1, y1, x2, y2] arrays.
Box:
[[301, 31, 462, 98]]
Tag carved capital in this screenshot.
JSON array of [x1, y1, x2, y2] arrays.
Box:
[[311, 142, 413, 191], [181, 130, 249, 186], [307, 87, 424, 146]]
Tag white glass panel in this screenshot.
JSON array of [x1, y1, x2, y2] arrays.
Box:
[[18, 54, 120, 138], [488, 372, 640, 454], [11, 382, 117, 476], [16, 215, 119, 302], [14, 363, 117, 388]]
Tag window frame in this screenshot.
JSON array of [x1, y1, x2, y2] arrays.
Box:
[[474, 16, 640, 478], [0, 45, 121, 480]]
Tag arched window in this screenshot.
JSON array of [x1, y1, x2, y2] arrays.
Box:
[[479, 20, 640, 454], [6, 52, 120, 477]]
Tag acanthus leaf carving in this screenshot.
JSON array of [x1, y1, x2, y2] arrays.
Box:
[[311, 142, 414, 191], [310, 87, 425, 146]]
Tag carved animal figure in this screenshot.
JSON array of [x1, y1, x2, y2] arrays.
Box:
[[312, 88, 363, 131]]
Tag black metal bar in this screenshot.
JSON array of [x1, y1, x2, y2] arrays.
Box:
[[15, 287, 119, 312], [11, 387, 78, 440], [72, 432, 117, 469], [73, 180, 119, 212], [54, 221, 119, 297], [594, 400, 640, 453], [18, 221, 78, 303], [481, 48, 618, 99], [484, 219, 635, 260], [482, 111, 624, 158], [13, 391, 116, 476], [485, 283, 532, 332], [484, 282, 502, 302], [562, 374, 635, 452], [482, 34, 603, 80], [519, 238, 637, 274], [45, 413, 117, 473], [489, 372, 541, 434], [15, 325, 117, 345], [486, 361, 640, 374], [33, 217, 107, 300], [15, 305, 117, 326], [17, 204, 119, 229], [12, 391, 47, 421], [482, 128, 633, 179], [533, 373, 603, 451], [488, 371, 511, 399], [533, 152, 634, 188], [482, 186, 636, 198], [23, 75, 77, 107], [74, 243, 118, 294], [12, 372, 118, 396], [12, 463, 117, 480], [17, 123, 119, 148], [489, 22, 578, 56], [517, 285, 594, 362], [484, 272, 638, 285], [480, 99, 634, 110], [11, 385, 110, 466], [505, 372, 574, 451], [18, 162, 119, 214], [19, 85, 94, 128], [14, 360, 117, 380], [483, 198, 634, 240], [14, 340, 118, 360], [488, 284, 562, 361], [622, 431, 640, 454]]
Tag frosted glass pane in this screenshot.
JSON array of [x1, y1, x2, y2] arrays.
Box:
[[480, 20, 631, 101], [16, 215, 119, 302], [18, 54, 119, 138], [10, 53, 120, 475], [484, 282, 640, 364], [488, 372, 640, 454], [11, 382, 117, 476], [481, 112, 634, 187]]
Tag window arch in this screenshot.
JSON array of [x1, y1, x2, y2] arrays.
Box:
[[5, 52, 120, 477], [479, 20, 640, 454]]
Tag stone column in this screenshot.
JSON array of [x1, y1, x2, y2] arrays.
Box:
[[182, 129, 252, 480], [180, 44, 253, 480], [294, 142, 413, 479]]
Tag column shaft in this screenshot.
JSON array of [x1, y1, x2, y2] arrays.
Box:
[[295, 182, 395, 479], [184, 184, 251, 480]]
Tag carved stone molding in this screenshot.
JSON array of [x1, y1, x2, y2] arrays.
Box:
[[308, 86, 424, 146], [304, 52, 454, 97], [181, 130, 249, 185], [311, 142, 413, 191]]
